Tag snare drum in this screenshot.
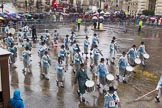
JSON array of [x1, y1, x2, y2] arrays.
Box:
[[106, 74, 115, 84], [143, 53, 150, 59], [126, 65, 134, 72], [135, 58, 141, 64], [85, 80, 95, 93]]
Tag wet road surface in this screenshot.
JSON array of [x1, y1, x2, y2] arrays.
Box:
[[9, 24, 162, 108]]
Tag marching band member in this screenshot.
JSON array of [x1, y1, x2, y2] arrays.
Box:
[[5, 33, 14, 47], [127, 45, 137, 66], [4, 25, 9, 34], [137, 41, 146, 66], [74, 63, 90, 102], [56, 57, 65, 88], [52, 30, 59, 45], [84, 36, 89, 59], [39, 36, 45, 46], [41, 51, 51, 80], [22, 25, 29, 39], [38, 42, 48, 63], [109, 40, 115, 63], [103, 86, 120, 108], [71, 40, 78, 64], [22, 46, 31, 73], [69, 31, 76, 46], [64, 35, 69, 51], [8, 43, 17, 68], [91, 33, 99, 50], [93, 45, 101, 66], [155, 75, 162, 102], [23, 38, 32, 51], [58, 45, 66, 61], [97, 58, 109, 92], [74, 49, 82, 73], [118, 52, 128, 83], [112, 37, 118, 53], [44, 30, 50, 47], [17, 29, 23, 46]]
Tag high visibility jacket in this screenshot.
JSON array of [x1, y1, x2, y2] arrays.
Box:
[[139, 21, 143, 26], [77, 18, 82, 24]]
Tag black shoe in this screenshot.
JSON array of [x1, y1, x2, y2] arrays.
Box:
[[82, 97, 85, 102], [41, 73, 45, 78], [97, 84, 101, 88], [116, 75, 119, 80], [123, 80, 127, 84], [103, 89, 106, 93], [73, 70, 76, 74], [111, 61, 115, 65], [61, 85, 64, 88], [56, 81, 59, 86], [133, 71, 136, 74], [155, 97, 160, 102], [77, 90, 80, 96]]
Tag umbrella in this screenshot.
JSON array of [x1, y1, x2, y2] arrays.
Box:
[[99, 16, 104, 19], [8, 13, 16, 17], [92, 16, 98, 20], [100, 11, 104, 14], [16, 15, 20, 19], [0, 17, 4, 20], [61, 12, 69, 16], [25, 13, 32, 17], [150, 17, 156, 20], [93, 12, 99, 16], [105, 12, 110, 15], [114, 11, 120, 14]]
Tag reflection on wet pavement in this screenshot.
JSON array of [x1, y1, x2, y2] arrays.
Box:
[[9, 25, 162, 108]]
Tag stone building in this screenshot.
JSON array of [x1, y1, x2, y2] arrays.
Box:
[[155, 0, 162, 15], [122, 0, 162, 15]]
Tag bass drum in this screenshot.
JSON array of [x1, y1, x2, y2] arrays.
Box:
[[135, 58, 141, 65], [8, 28, 15, 35], [143, 53, 150, 59], [126, 65, 134, 72], [106, 74, 115, 85], [85, 80, 95, 93]]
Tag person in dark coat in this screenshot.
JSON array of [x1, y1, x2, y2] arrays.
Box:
[[31, 25, 37, 42], [74, 63, 90, 102], [10, 89, 24, 108]]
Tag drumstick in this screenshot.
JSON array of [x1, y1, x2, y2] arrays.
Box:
[[134, 89, 156, 101], [127, 89, 157, 103]]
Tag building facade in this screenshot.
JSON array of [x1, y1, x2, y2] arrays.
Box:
[[122, 0, 162, 15], [155, 0, 162, 15]]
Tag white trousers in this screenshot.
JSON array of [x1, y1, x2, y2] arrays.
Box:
[[157, 88, 162, 98]]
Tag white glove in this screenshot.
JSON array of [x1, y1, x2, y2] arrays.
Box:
[[59, 67, 63, 70], [156, 86, 159, 90], [95, 73, 98, 76]]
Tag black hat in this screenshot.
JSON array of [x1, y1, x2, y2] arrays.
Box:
[[112, 36, 116, 40], [86, 36, 89, 38], [108, 86, 116, 91]]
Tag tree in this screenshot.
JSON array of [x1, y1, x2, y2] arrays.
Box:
[[142, 10, 154, 16]]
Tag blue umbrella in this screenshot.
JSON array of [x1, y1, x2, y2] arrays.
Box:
[[8, 13, 16, 17]]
